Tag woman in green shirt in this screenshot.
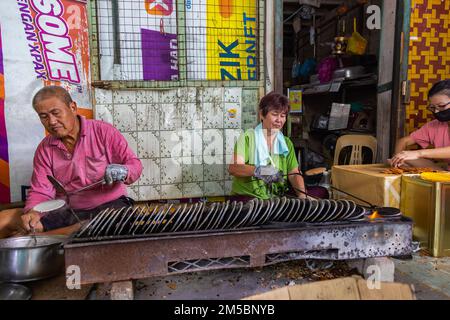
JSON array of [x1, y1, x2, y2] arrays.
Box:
[[228, 92, 307, 199]]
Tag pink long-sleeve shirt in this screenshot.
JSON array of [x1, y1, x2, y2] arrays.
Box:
[[24, 116, 143, 212], [410, 119, 450, 170]]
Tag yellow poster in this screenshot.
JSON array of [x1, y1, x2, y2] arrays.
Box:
[[288, 89, 303, 113], [206, 0, 258, 80]]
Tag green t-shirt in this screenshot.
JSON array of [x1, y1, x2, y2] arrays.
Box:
[[231, 128, 299, 199]]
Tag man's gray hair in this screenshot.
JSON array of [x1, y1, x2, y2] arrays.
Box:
[[32, 86, 73, 109]]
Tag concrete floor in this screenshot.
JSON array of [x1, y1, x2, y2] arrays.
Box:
[[89, 254, 450, 300], [393, 254, 450, 300]]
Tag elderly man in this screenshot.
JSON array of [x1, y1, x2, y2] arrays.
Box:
[[0, 86, 143, 237]]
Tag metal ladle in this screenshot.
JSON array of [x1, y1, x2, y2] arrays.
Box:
[[29, 224, 37, 246], [47, 175, 105, 196], [47, 175, 106, 224]]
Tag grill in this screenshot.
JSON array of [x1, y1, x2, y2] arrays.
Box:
[[64, 197, 413, 285], [74, 198, 367, 241]]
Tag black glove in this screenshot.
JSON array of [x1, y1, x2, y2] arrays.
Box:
[[253, 165, 284, 184]]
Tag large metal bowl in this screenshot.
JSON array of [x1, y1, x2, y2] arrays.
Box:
[[0, 235, 66, 282]]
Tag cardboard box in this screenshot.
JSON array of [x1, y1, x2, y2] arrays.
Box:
[[401, 176, 450, 257], [244, 277, 415, 300], [331, 164, 403, 208]]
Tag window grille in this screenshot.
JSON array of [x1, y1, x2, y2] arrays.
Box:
[[89, 0, 265, 88]]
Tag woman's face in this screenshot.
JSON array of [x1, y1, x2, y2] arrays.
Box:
[[428, 94, 450, 113], [260, 109, 287, 131]]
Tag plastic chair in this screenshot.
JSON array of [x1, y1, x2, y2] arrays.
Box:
[[333, 134, 377, 165]]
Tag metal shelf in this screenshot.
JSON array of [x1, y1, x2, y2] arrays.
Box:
[[295, 74, 378, 95]]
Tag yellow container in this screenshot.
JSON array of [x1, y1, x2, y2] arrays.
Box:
[[400, 176, 450, 257], [331, 164, 403, 208], [347, 18, 367, 55]]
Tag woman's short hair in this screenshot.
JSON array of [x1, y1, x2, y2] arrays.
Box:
[[32, 86, 73, 109], [258, 91, 290, 117], [428, 79, 450, 99]]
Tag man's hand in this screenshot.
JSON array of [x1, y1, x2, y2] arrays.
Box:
[[104, 164, 128, 185], [254, 165, 284, 184], [21, 210, 44, 233], [391, 150, 422, 168]]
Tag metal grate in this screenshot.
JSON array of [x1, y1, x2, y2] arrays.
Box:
[[93, 0, 261, 84], [168, 256, 250, 273], [74, 198, 371, 241]]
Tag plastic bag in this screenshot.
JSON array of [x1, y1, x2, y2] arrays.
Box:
[[318, 57, 337, 83]]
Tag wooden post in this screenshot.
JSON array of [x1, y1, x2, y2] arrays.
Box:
[[274, 0, 284, 94], [376, 0, 398, 161], [265, 0, 275, 93]]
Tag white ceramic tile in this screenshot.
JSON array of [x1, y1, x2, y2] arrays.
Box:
[[203, 129, 224, 157], [136, 90, 159, 104], [159, 89, 178, 104], [181, 130, 203, 157], [161, 184, 182, 199], [113, 104, 137, 132], [127, 185, 139, 200], [94, 89, 113, 104], [241, 89, 259, 106], [224, 102, 242, 129], [182, 183, 204, 198], [224, 180, 233, 195], [160, 130, 182, 158], [223, 88, 242, 103], [199, 87, 222, 103], [203, 154, 225, 166], [138, 185, 161, 201], [204, 161, 224, 181], [137, 131, 160, 158], [203, 102, 223, 129], [160, 103, 181, 130], [224, 129, 243, 155], [204, 181, 225, 197], [160, 157, 182, 184], [224, 157, 233, 179], [136, 104, 160, 131], [182, 156, 203, 182], [138, 158, 161, 185], [122, 132, 138, 156], [181, 103, 202, 129], [95, 104, 113, 124], [178, 88, 197, 102], [113, 90, 136, 104]]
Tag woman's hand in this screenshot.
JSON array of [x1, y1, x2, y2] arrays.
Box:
[[391, 150, 422, 167]]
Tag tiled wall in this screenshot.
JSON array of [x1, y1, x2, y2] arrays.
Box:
[[407, 0, 450, 134], [94, 87, 259, 201]]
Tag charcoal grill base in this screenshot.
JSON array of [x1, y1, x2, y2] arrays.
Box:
[[65, 218, 413, 285]]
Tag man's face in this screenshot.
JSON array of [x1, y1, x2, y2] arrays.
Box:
[[34, 96, 78, 138]]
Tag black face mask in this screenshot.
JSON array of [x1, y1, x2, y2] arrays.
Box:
[[433, 108, 450, 122]]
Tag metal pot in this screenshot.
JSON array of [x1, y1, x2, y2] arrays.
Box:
[[332, 66, 366, 80], [0, 235, 66, 282]]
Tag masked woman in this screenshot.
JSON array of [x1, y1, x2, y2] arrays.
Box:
[[228, 91, 309, 199], [391, 79, 450, 170]]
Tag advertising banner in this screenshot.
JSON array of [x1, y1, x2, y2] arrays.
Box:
[[0, 0, 92, 203], [186, 0, 258, 80], [98, 0, 179, 81], [97, 0, 257, 81]]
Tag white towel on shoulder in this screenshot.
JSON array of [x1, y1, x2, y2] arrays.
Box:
[[254, 123, 289, 167]]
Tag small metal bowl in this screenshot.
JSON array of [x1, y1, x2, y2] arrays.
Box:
[[0, 283, 32, 300]]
